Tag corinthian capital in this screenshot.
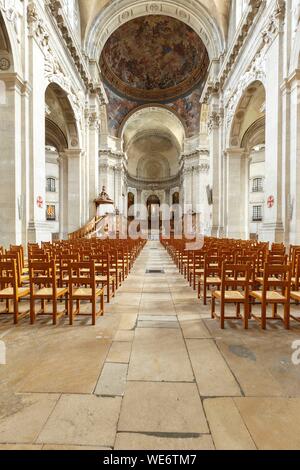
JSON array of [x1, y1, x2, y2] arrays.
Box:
[[207, 111, 221, 134]]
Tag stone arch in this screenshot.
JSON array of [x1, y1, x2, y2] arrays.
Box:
[[0, 10, 21, 75], [137, 153, 171, 180], [45, 118, 68, 152], [119, 104, 188, 141], [241, 116, 265, 153], [45, 82, 81, 150], [85, 0, 223, 63], [228, 80, 266, 149]]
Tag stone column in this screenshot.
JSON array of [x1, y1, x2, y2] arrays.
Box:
[[182, 168, 192, 213], [197, 161, 211, 235], [207, 111, 222, 236], [99, 151, 109, 191], [281, 75, 292, 245], [288, 70, 300, 244], [0, 74, 24, 247], [64, 149, 83, 234], [58, 155, 68, 239], [88, 111, 100, 218], [225, 148, 248, 239], [260, 8, 285, 243], [27, 5, 51, 243]]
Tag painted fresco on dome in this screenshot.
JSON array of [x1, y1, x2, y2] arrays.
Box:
[[105, 85, 202, 138], [104, 86, 138, 136], [169, 89, 203, 138], [100, 15, 209, 102]]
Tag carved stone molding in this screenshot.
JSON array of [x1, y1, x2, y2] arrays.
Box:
[[45, 0, 90, 86], [207, 111, 221, 134], [0, 0, 21, 43], [261, 0, 285, 45], [225, 51, 266, 131], [27, 2, 49, 49], [88, 111, 100, 130]]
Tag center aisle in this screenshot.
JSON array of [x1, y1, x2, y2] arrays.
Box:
[[102, 241, 231, 450]]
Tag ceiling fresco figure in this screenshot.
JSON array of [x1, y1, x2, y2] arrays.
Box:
[[100, 15, 209, 137]]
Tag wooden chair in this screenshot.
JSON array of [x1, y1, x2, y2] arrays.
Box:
[[190, 250, 205, 290], [29, 259, 68, 325], [1, 252, 29, 286], [198, 255, 222, 305], [0, 260, 30, 324], [290, 254, 300, 323], [250, 264, 291, 329], [211, 263, 251, 329], [68, 260, 104, 326], [91, 252, 115, 303]]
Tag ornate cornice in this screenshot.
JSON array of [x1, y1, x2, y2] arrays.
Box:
[[201, 0, 264, 103], [261, 0, 285, 45], [126, 172, 180, 191], [45, 0, 90, 86]]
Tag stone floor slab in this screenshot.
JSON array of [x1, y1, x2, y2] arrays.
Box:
[[106, 341, 132, 363], [94, 363, 128, 397], [204, 398, 256, 450], [128, 328, 194, 382], [0, 393, 59, 444], [234, 397, 300, 450], [37, 395, 122, 447], [118, 382, 209, 434], [187, 339, 241, 396]]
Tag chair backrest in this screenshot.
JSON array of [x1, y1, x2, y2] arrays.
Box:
[[293, 254, 300, 290], [266, 254, 288, 265], [91, 252, 110, 275], [29, 260, 57, 293], [220, 263, 250, 296], [68, 260, 96, 290], [204, 255, 222, 277], [0, 260, 18, 294], [10, 245, 25, 269], [29, 252, 50, 263], [1, 252, 22, 286], [262, 263, 291, 296]]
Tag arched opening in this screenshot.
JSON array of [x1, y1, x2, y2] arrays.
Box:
[[45, 82, 81, 238], [226, 81, 266, 239], [147, 194, 161, 228], [128, 191, 135, 221]]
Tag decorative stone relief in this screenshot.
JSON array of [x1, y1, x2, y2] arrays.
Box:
[[207, 111, 221, 134], [225, 51, 266, 130], [0, 0, 22, 43], [27, 2, 49, 48], [261, 0, 285, 45]]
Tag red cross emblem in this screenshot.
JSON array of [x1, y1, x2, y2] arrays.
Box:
[[267, 196, 274, 208], [37, 196, 44, 208]]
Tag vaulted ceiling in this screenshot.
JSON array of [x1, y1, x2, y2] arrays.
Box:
[[78, 0, 231, 42]]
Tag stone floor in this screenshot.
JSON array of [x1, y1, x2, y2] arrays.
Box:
[[1, 241, 300, 450]]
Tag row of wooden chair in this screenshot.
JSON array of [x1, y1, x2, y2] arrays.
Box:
[[161, 237, 300, 330], [0, 238, 146, 326]]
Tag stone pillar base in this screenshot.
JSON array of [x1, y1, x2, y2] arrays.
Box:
[[259, 222, 284, 244], [28, 221, 52, 244]]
